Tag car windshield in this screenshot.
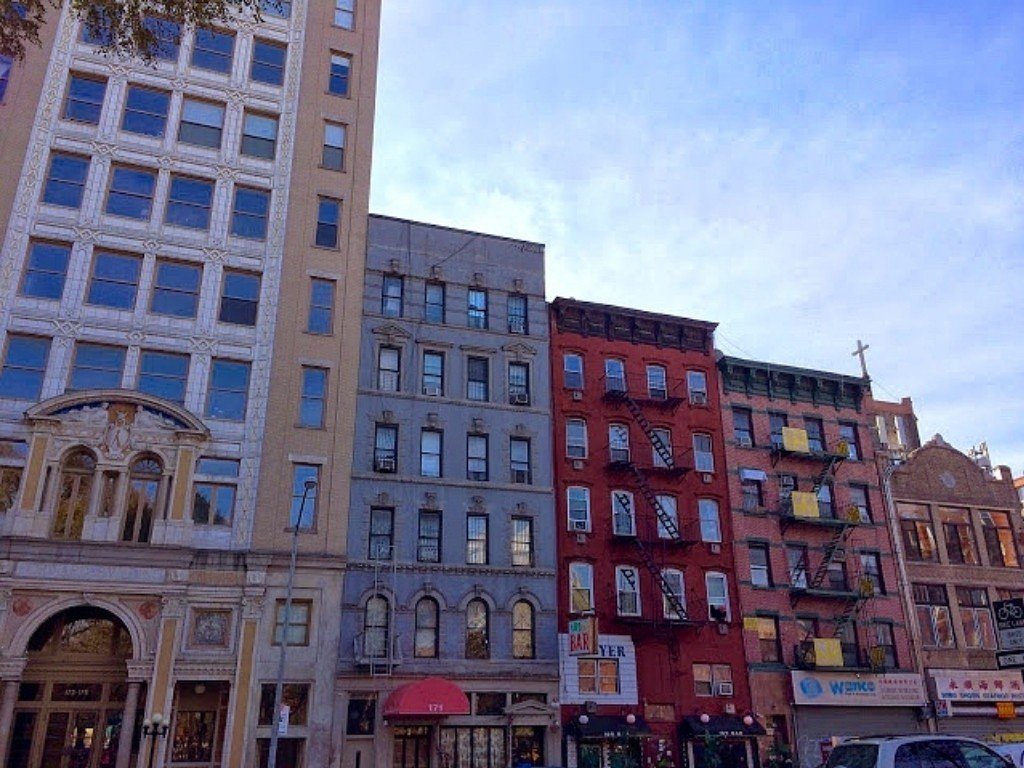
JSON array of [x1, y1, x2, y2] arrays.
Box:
[[827, 744, 879, 768]]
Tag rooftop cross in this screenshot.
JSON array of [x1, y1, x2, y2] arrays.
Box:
[[852, 339, 870, 378]]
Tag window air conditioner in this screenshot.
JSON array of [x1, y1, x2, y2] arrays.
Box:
[[571, 519, 589, 532], [715, 682, 734, 697], [510, 393, 530, 405], [423, 385, 442, 397], [375, 456, 396, 473], [691, 392, 707, 406], [737, 436, 753, 448]]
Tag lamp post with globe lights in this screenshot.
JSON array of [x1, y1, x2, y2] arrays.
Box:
[[142, 713, 169, 768]]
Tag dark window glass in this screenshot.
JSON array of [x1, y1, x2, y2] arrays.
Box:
[[43, 153, 89, 208], [206, 359, 250, 419], [468, 288, 487, 328], [369, 507, 393, 560], [425, 282, 445, 323], [21, 242, 71, 300], [299, 367, 327, 427], [241, 112, 277, 159], [106, 166, 156, 219], [218, 272, 260, 326], [381, 275, 402, 317], [467, 357, 488, 401], [191, 28, 235, 73], [251, 39, 286, 85], [137, 350, 188, 403], [0, 336, 51, 399], [231, 187, 270, 239], [507, 293, 527, 334], [86, 252, 140, 309], [62, 74, 106, 123], [805, 418, 824, 452], [839, 422, 860, 460], [121, 86, 170, 136], [322, 122, 345, 169], [417, 510, 441, 563], [0, 55, 12, 102], [307, 279, 334, 333], [315, 197, 340, 247], [142, 17, 180, 60], [151, 261, 201, 317], [165, 176, 214, 229], [328, 53, 350, 95], [177, 99, 224, 148], [70, 343, 125, 390]]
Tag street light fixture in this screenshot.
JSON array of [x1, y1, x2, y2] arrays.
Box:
[[267, 477, 317, 768], [142, 713, 169, 768]]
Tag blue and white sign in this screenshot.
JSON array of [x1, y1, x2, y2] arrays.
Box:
[[791, 671, 926, 707]]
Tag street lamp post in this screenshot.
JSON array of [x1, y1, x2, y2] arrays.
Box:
[[267, 478, 318, 768], [142, 713, 169, 768]]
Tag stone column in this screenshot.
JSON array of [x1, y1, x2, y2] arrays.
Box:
[[0, 663, 25, 768], [115, 681, 141, 768]]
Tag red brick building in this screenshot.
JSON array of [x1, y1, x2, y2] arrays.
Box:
[[550, 300, 758, 768], [717, 356, 924, 768]]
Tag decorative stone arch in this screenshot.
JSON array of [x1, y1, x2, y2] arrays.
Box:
[[455, 588, 497, 613], [503, 589, 542, 613], [9, 595, 147, 660], [407, 587, 448, 611], [26, 389, 209, 435]]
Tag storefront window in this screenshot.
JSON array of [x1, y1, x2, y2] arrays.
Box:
[[511, 726, 545, 767], [439, 727, 505, 768]]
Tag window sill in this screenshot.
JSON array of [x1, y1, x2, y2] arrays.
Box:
[[318, 164, 346, 173], [311, 243, 341, 251], [325, 90, 352, 99]]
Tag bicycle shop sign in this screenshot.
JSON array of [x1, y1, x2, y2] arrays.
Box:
[[993, 598, 1024, 670]]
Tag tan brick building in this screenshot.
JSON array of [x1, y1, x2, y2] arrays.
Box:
[[0, 2, 379, 766]]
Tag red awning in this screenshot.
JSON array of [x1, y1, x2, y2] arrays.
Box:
[[382, 677, 470, 718]]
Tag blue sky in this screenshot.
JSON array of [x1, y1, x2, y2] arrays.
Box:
[[369, 1, 1024, 474]]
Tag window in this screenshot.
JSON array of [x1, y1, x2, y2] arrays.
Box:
[[122, 456, 160, 543], [273, 599, 311, 646], [566, 418, 587, 458], [424, 282, 445, 323], [43, 153, 89, 208], [191, 28, 235, 73], [50, 449, 95, 539], [612, 491, 635, 536], [914, 583, 954, 648], [417, 510, 441, 563], [362, 595, 388, 658], [732, 408, 754, 446], [804, 418, 824, 452], [178, 99, 224, 148], [693, 433, 714, 472], [699, 499, 721, 543], [374, 424, 398, 472], [860, 553, 884, 595], [334, 0, 355, 28], [941, 507, 978, 565], [817, 483, 834, 519], [192, 457, 238, 526], [508, 362, 530, 405], [564, 353, 583, 389], [706, 572, 730, 621], [466, 515, 488, 564], [21, 241, 70, 300], [651, 428, 672, 468], [467, 434, 488, 481], [260, 0, 291, 18], [957, 587, 996, 649], [826, 560, 848, 592], [467, 357, 489, 401], [646, 364, 667, 399], [512, 517, 533, 566], [63, 74, 106, 123], [787, 545, 808, 589], [898, 503, 937, 561], [414, 598, 438, 658], [381, 274, 402, 317], [106, 166, 156, 219], [872, 622, 897, 669], [165, 175, 214, 230], [299, 367, 327, 427], [838, 422, 860, 460], [981, 510, 1018, 567], [121, 86, 170, 137], [512, 601, 534, 659], [569, 562, 593, 612], [322, 122, 345, 169], [205, 359, 250, 419], [377, 347, 400, 391], [69, 343, 125, 389], [579, 659, 619, 695], [230, 186, 270, 239], [661, 568, 685, 619], [687, 370, 708, 404], [604, 358, 626, 393], [328, 53, 351, 95], [505, 293, 528, 334], [693, 664, 732, 697], [368, 507, 393, 560], [138, 350, 188, 403], [567, 486, 591, 532], [837, 620, 859, 668], [150, 261, 200, 318], [778, 473, 796, 505], [251, 38, 286, 85], [849, 484, 872, 523], [218, 271, 260, 326], [315, 197, 341, 247], [655, 494, 678, 538], [510, 438, 531, 484], [467, 288, 488, 328], [307, 278, 334, 333], [258, 685, 309, 728], [0, 335, 50, 399], [422, 350, 444, 395], [769, 412, 787, 447], [241, 112, 278, 159], [750, 543, 772, 587], [80, 13, 114, 46], [466, 599, 489, 659], [289, 464, 318, 529], [616, 566, 641, 616], [142, 16, 180, 61], [420, 430, 442, 477], [756, 616, 781, 663], [0, 54, 10, 102], [608, 423, 630, 463], [742, 471, 765, 511]]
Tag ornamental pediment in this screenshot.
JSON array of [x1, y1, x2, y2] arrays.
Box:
[[371, 324, 411, 343]]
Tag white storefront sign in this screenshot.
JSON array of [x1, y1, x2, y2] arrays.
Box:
[[791, 671, 926, 707], [931, 669, 1024, 702], [557, 633, 638, 705]]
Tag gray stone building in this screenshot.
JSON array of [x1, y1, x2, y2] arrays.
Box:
[[336, 215, 559, 768]]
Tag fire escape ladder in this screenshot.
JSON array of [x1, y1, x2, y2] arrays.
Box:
[[622, 393, 676, 469], [810, 452, 845, 495], [627, 464, 682, 541], [631, 537, 688, 621], [807, 522, 856, 591], [833, 571, 876, 636]]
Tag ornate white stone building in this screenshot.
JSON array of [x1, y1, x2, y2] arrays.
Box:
[[0, 2, 379, 767]]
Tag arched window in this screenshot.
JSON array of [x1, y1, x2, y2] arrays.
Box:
[[122, 456, 161, 543], [465, 599, 489, 659], [414, 597, 439, 658], [512, 600, 534, 659], [52, 449, 96, 540], [363, 595, 389, 659], [28, 607, 133, 658]]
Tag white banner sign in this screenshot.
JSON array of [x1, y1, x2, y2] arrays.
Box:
[[931, 669, 1024, 702], [791, 671, 926, 707]]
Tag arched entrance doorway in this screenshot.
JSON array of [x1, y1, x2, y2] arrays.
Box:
[[8, 607, 140, 768]]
